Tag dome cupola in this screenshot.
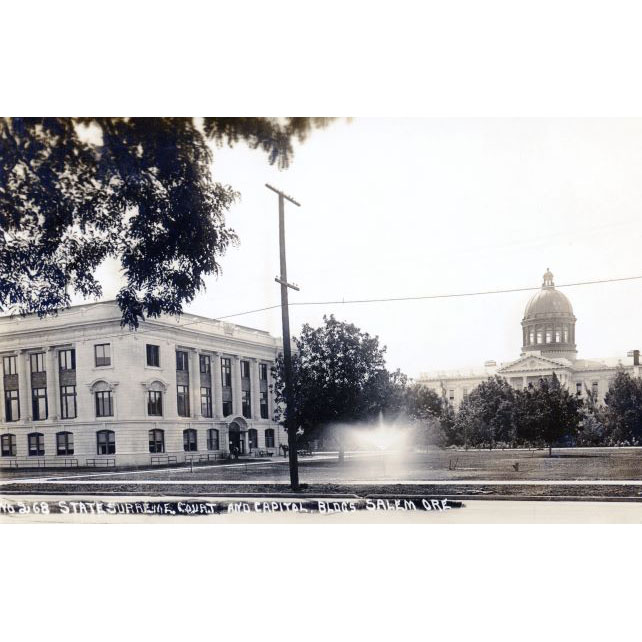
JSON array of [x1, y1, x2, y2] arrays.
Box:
[[521, 269, 577, 360]]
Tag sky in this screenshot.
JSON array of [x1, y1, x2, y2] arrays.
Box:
[[90, 118, 642, 378]]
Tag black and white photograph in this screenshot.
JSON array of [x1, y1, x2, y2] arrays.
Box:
[[1, 115, 641, 524], [2, 2, 642, 641]]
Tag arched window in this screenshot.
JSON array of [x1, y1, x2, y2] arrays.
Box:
[[536, 327, 543, 344], [529, 328, 535, 345], [248, 428, 258, 450], [1, 434, 16, 457], [149, 429, 165, 454], [563, 325, 569, 343], [183, 428, 197, 452], [91, 380, 115, 418], [28, 432, 45, 456], [207, 428, 219, 451], [555, 327, 561, 343], [265, 428, 275, 449], [56, 431, 74, 456], [545, 326, 552, 343], [97, 430, 116, 455]]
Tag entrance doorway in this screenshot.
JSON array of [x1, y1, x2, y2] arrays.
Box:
[[228, 421, 246, 455]]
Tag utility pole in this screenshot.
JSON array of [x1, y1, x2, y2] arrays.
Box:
[[266, 183, 301, 491]]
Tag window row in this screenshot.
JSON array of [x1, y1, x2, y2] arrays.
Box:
[[4, 349, 274, 379], [4, 386, 81, 422], [576, 381, 600, 397], [3, 349, 78, 377], [1, 428, 277, 457], [3, 385, 270, 422], [524, 325, 573, 346], [1, 431, 75, 457]]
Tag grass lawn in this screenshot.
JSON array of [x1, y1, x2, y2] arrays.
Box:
[[3, 447, 642, 500]]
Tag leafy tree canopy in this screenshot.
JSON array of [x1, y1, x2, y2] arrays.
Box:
[[0, 117, 332, 327], [454, 375, 519, 448], [517, 373, 582, 454], [272, 315, 393, 441], [604, 368, 642, 444]]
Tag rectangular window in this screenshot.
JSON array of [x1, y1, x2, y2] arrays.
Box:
[[242, 390, 251, 418], [177, 385, 190, 417], [95, 391, 113, 417], [576, 382, 583, 396], [207, 428, 219, 451], [60, 385, 77, 419], [147, 391, 163, 416], [221, 358, 232, 387], [463, 388, 469, 399], [28, 433, 45, 456], [259, 363, 268, 381], [94, 343, 111, 367], [1, 434, 16, 457], [32, 387, 48, 421], [176, 351, 189, 371], [536, 329, 543, 344], [5, 390, 19, 422], [221, 357, 232, 416], [146, 344, 160, 367], [555, 328, 562, 343], [56, 432, 74, 456], [201, 387, 212, 418], [183, 429, 198, 452], [545, 327, 552, 343], [97, 430, 116, 455], [265, 429, 275, 449], [240, 360, 250, 378], [260, 391, 269, 419], [149, 429, 165, 454], [3, 355, 17, 376], [30, 352, 45, 373], [592, 381, 599, 398], [199, 355, 211, 374], [59, 349, 76, 371], [449, 389, 455, 402]]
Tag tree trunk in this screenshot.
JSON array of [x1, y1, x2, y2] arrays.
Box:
[[338, 446, 345, 463], [548, 444, 552, 457]]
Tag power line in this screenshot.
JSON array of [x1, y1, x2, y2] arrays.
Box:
[[216, 273, 642, 319], [11, 273, 642, 342]]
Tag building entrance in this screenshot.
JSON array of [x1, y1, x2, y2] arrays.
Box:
[[228, 421, 246, 455]]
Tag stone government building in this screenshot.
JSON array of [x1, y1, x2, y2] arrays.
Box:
[[418, 269, 641, 407], [0, 301, 287, 467]]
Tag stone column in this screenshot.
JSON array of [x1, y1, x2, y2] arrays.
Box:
[[17, 350, 29, 423], [0, 359, 5, 422], [267, 361, 275, 422], [251, 358, 261, 420], [189, 348, 201, 419], [212, 352, 223, 419], [46, 347, 59, 421], [233, 356, 242, 416]]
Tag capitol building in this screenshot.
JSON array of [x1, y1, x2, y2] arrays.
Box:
[[418, 269, 641, 407]]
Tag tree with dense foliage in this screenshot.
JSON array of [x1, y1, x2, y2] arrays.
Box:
[[272, 315, 393, 459], [454, 376, 519, 449], [516, 373, 582, 455], [396, 382, 445, 448], [438, 383, 460, 446], [0, 117, 333, 327], [575, 383, 610, 446], [603, 369, 642, 445]]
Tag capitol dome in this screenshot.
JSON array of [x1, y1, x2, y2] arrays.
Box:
[[521, 269, 577, 360]]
